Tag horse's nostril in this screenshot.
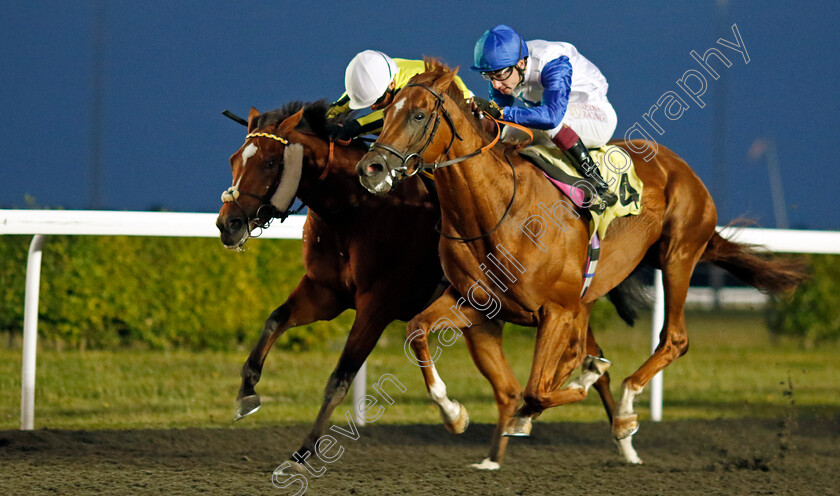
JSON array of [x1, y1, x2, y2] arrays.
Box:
[[228, 218, 244, 232], [367, 163, 384, 175]]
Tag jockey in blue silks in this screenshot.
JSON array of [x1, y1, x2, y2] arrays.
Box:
[[471, 24, 618, 208]]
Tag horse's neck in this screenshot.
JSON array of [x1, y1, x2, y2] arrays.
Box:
[[296, 149, 361, 215], [434, 112, 511, 229]]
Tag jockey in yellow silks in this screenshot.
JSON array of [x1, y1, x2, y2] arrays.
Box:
[[326, 50, 473, 140], [471, 24, 618, 208]]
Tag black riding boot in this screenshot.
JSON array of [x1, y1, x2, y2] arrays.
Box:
[[561, 138, 617, 209], [551, 127, 618, 210]]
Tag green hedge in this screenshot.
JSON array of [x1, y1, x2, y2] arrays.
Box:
[[0, 235, 351, 350], [1, 233, 634, 352], [768, 254, 840, 347]]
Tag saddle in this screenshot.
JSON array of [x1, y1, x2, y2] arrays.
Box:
[[519, 143, 644, 297], [518, 144, 643, 240]]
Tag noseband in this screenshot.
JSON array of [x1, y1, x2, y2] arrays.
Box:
[[221, 132, 302, 235]]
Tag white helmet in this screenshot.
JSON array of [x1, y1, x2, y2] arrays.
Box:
[[344, 50, 398, 109]]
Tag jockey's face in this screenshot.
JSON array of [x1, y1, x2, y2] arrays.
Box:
[[370, 80, 397, 111], [489, 59, 526, 95]]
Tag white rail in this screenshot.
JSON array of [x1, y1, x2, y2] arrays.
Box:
[[647, 226, 840, 421], [3, 210, 839, 428], [0, 210, 379, 430]]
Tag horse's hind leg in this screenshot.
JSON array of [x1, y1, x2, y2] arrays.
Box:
[[236, 276, 345, 419], [613, 228, 713, 463], [462, 319, 521, 470]]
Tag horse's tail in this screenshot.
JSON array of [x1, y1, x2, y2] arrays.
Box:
[[700, 229, 809, 294], [606, 271, 650, 326]]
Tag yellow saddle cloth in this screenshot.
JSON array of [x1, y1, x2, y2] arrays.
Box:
[[518, 144, 644, 240]]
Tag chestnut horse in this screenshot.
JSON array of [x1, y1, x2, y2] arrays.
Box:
[[216, 101, 635, 469], [356, 62, 806, 465]]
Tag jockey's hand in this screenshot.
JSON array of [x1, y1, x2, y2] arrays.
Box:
[[326, 120, 361, 142], [471, 97, 502, 120]]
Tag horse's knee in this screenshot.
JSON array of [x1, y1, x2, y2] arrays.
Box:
[[267, 304, 291, 331], [522, 391, 550, 412]]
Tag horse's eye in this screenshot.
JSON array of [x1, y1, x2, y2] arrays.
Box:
[[413, 112, 425, 121], [264, 160, 277, 169]]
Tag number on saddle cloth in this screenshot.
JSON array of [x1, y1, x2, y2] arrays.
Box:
[[517, 144, 644, 240]]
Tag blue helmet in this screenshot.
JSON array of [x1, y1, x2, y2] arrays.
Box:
[[471, 24, 528, 72]]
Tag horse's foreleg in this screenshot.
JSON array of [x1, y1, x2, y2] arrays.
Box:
[[293, 298, 394, 460], [236, 276, 345, 420], [504, 305, 592, 437], [462, 319, 521, 470], [406, 287, 487, 435]]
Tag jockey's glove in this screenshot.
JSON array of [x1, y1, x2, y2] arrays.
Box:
[[326, 120, 362, 142], [472, 97, 502, 120]]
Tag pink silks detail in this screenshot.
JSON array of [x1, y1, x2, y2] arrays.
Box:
[[539, 171, 601, 298], [541, 172, 588, 207]]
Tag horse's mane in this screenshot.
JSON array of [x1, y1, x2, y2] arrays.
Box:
[[255, 100, 367, 146], [411, 58, 496, 144], [252, 100, 331, 141]]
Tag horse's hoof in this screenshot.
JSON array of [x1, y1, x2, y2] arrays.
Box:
[[470, 457, 501, 470], [235, 394, 261, 420], [612, 413, 639, 440], [443, 402, 469, 434], [273, 460, 308, 476], [502, 416, 532, 437], [614, 436, 643, 465]]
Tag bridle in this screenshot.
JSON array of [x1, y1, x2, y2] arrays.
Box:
[[366, 83, 522, 243], [220, 131, 303, 236], [367, 83, 503, 182]]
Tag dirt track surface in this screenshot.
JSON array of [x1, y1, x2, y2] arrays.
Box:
[[2, 418, 838, 495]]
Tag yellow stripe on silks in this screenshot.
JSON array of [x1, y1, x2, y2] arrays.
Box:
[[519, 145, 644, 240]]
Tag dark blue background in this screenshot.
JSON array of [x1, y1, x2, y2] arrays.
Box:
[[2, 1, 837, 229]]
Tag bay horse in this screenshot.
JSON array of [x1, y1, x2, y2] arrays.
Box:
[[356, 61, 806, 465], [216, 101, 639, 470]]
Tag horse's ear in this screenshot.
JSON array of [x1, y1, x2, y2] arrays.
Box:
[[247, 107, 260, 132], [278, 106, 305, 133], [432, 69, 458, 94]]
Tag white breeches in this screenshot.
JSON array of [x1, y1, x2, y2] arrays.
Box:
[[548, 98, 618, 148]]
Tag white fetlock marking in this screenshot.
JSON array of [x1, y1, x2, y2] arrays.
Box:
[[470, 458, 500, 470], [568, 356, 610, 392], [615, 436, 643, 464], [568, 370, 601, 392], [617, 384, 643, 417], [429, 365, 461, 421]]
